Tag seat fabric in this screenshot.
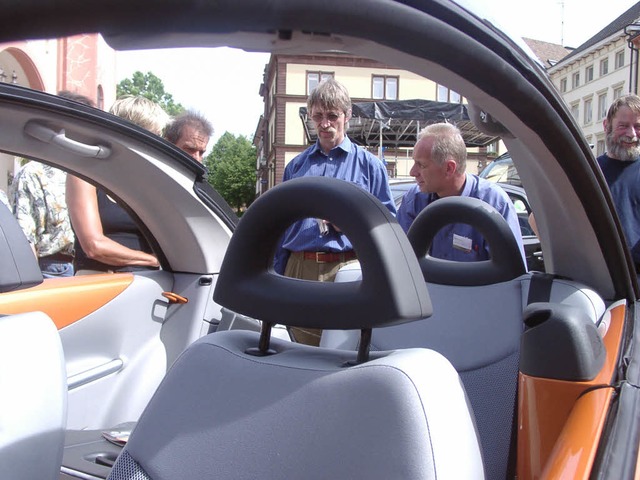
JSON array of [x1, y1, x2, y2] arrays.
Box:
[[0, 311, 67, 480], [108, 330, 484, 480], [321, 264, 606, 480]]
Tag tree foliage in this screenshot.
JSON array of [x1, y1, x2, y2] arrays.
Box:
[[116, 71, 184, 116], [205, 132, 257, 214]]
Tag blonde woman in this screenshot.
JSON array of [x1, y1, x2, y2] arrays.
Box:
[[66, 96, 170, 274]]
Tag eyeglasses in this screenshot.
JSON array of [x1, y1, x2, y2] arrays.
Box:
[[311, 112, 343, 124]]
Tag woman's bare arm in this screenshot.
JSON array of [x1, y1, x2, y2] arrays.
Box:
[[66, 175, 159, 267]]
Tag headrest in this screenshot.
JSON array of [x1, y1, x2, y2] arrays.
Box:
[[408, 196, 526, 286], [214, 176, 432, 330], [0, 204, 43, 292]]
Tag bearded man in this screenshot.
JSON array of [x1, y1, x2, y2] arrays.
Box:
[[598, 94, 640, 270]]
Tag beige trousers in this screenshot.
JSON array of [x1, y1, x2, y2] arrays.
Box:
[[284, 251, 356, 346]]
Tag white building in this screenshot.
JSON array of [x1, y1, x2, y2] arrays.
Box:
[[547, 2, 640, 156]]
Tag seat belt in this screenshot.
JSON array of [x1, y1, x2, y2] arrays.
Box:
[[526, 272, 556, 305]]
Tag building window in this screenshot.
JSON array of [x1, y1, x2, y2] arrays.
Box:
[[307, 71, 334, 94], [436, 84, 462, 103], [597, 139, 605, 156], [598, 93, 607, 120], [614, 86, 624, 100], [615, 50, 625, 69], [572, 72, 580, 89], [600, 58, 609, 76], [571, 103, 579, 121], [560, 78, 567, 93], [96, 85, 104, 110], [585, 65, 594, 83], [584, 98, 593, 124], [372, 75, 398, 100]]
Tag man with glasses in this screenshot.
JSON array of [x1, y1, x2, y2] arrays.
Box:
[[597, 94, 640, 273], [274, 78, 396, 346]]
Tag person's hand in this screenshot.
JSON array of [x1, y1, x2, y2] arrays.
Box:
[[323, 219, 342, 233]]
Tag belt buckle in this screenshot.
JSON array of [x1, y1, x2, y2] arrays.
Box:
[[316, 252, 327, 263]]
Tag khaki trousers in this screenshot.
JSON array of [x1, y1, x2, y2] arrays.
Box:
[[284, 251, 356, 346]]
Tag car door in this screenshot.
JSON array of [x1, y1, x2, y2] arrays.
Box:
[[0, 84, 239, 429]]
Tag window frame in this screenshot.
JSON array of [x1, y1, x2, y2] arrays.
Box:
[[306, 71, 334, 95], [585, 65, 594, 83], [600, 58, 609, 76], [560, 77, 567, 93], [614, 86, 624, 100], [583, 97, 593, 125], [436, 84, 463, 103], [615, 50, 625, 69], [571, 102, 579, 121], [372, 75, 399, 100], [597, 92, 607, 121]]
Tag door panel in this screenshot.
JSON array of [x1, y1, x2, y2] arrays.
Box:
[[0, 274, 133, 329], [58, 271, 174, 429]]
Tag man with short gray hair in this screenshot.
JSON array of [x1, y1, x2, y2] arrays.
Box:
[[397, 122, 525, 264]]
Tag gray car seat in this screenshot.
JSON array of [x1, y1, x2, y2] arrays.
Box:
[[323, 196, 527, 480], [0, 202, 67, 480], [107, 177, 485, 480], [322, 196, 607, 479]]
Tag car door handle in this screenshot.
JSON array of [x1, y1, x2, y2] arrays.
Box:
[[24, 121, 111, 158], [162, 291, 189, 304], [67, 358, 124, 390]]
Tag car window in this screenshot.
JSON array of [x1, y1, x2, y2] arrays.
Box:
[[389, 180, 414, 207], [480, 156, 521, 186], [507, 190, 535, 238]]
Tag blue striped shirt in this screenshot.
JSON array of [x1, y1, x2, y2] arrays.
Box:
[[397, 174, 526, 264], [274, 136, 396, 274]]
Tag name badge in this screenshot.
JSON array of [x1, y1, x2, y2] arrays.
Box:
[[453, 234, 473, 253]]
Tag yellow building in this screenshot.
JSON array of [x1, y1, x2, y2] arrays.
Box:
[[255, 53, 499, 196]]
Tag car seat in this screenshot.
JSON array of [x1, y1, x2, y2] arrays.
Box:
[[321, 196, 606, 479], [0, 203, 67, 480], [107, 177, 485, 480]]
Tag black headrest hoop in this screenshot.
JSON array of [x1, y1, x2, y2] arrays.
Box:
[[214, 176, 431, 330], [407, 196, 526, 286]]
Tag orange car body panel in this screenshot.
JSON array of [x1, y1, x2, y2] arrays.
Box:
[[518, 302, 626, 479], [0, 273, 134, 329]]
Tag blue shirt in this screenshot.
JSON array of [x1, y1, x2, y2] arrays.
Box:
[[597, 154, 640, 265], [274, 136, 396, 274], [397, 174, 526, 264]]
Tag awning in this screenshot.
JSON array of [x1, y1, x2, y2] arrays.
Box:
[[300, 99, 499, 149]]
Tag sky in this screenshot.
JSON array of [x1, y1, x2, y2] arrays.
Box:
[[115, 0, 640, 147]]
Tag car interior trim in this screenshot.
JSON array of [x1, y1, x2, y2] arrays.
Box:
[[0, 274, 134, 329]]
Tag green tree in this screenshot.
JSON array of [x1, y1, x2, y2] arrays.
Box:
[[116, 71, 184, 116], [206, 132, 257, 214]]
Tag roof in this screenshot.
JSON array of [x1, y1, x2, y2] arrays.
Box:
[[522, 38, 572, 68], [555, 1, 640, 66], [300, 99, 499, 149]]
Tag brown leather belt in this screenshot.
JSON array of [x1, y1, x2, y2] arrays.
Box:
[[301, 251, 357, 263]]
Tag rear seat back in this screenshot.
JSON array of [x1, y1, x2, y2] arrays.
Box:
[[321, 266, 606, 480], [321, 196, 606, 480]]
